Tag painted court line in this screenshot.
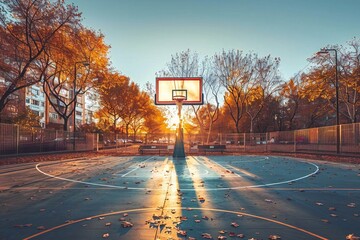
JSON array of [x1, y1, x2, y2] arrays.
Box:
[[226, 164, 257, 178], [121, 156, 154, 177], [35, 157, 320, 191], [23, 207, 328, 240], [36, 164, 128, 189], [205, 157, 242, 178]]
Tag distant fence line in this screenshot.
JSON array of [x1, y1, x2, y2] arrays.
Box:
[[1, 122, 360, 156]]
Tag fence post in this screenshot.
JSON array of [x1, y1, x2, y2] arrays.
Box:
[[16, 124, 19, 155], [266, 132, 268, 152], [96, 133, 99, 152], [243, 133, 246, 151], [339, 124, 342, 153], [294, 130, 296, 153], [116, 133, 118, 149]]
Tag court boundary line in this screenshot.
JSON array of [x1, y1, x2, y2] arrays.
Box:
[[23, 207, 328, 240]]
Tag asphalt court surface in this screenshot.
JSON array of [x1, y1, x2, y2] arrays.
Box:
[[0, 155, 359, 240]]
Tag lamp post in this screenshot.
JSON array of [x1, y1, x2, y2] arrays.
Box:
[[73, 61, 90, 151], [317, 48, 340, 153]]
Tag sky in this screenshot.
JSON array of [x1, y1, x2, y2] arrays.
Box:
[[68, 0, 360, 89]]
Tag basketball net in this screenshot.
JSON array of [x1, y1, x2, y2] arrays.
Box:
[[175, 98, 184, 127]]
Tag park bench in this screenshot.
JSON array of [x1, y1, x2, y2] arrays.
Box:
[[138, 145, 170, 155], [198, 144, 226, 154]]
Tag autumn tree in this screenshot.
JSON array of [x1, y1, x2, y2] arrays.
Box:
[[303, 39, 360, 125], [98, 73, 160, 139], [157, 49, 200, 78], [158, 50, 222, 143], [143, 105, 169, 143], [42, 24, 109, 131], [98, 73, 130, 131], [195, 57, 221, 142], [280, 78, 302, 130], [0, 0, 81, 115], [120, 83, 149, 139], [127, 91, 152, 138], [336, 38, 360, 123], [8, 106, 41, 130], [214, 50, 258, 133], [245, 55, 282, 132], [251, 96, 279, 132]]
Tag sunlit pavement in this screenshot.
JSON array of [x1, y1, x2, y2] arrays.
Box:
[[0, 155, 359, 240]]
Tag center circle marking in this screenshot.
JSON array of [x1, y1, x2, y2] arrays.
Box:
[[35, 157, 319, 191]]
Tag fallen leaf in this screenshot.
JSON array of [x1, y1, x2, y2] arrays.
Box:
[[121, 221, 133, 228], [269, 235, 281, 239], [346, 234, 360, 240], [177, 230, 187, 236], [202, 233, 212, 239], [231, 222, 239, 227]]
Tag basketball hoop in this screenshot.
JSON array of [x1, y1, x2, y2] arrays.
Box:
[[154, 77, 203, 159], [172, 95, 186, 101], [172, 90, 186, 119], [155, 77, 203, 105], [172, 89, 187, 101]]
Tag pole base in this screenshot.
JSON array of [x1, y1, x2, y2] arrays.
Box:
[[173, 127, 185, 159]]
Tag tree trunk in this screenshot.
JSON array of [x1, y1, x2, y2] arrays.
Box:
[[207, 121, 213, 144], [63, 117, 68, 131]]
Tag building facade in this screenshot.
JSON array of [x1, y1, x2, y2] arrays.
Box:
[[0, 78, 100, 130]]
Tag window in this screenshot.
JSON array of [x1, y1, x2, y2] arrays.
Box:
[[31, 99, 39, 106], [31, 88, 39, 95], [9, 94, 19, 100], [50, 113, 58, 119], [7, 105, 17, 113], [32, 110, 39, 116], [26, 98, 30, 103], [76, 111, 82, 116]]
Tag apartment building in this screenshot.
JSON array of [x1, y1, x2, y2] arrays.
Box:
[[0, 76, 26, 120], [0, 79, 100, 129], [25, 84, 46, 127], [84, 90, 100, 124]]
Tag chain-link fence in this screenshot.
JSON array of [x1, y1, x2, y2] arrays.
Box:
[[184, 124, 360, 155], [0, 123, 95, 155], [1, 122, 360, 156]]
